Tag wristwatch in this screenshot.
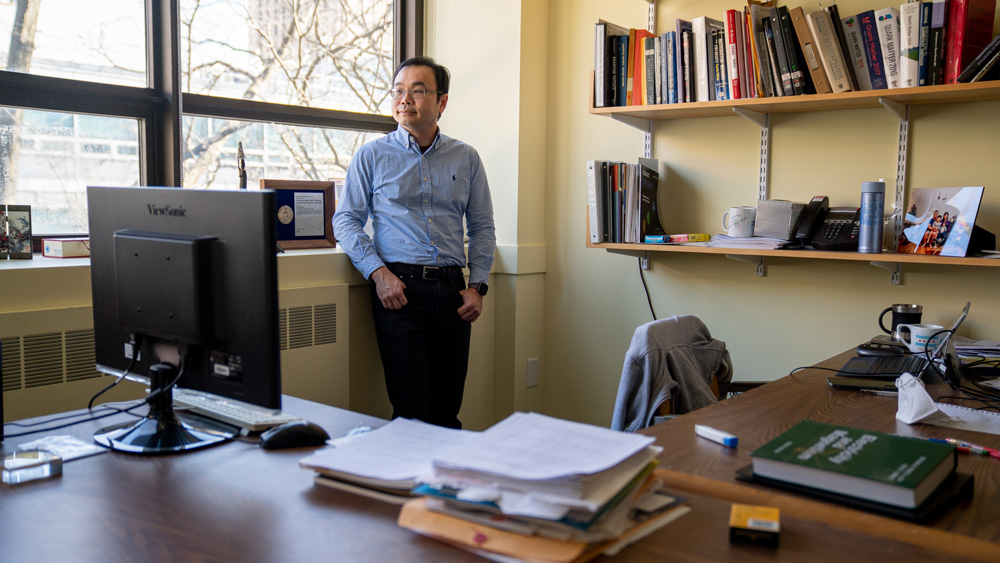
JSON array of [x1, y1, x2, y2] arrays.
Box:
[[468, 282, 488, 296]]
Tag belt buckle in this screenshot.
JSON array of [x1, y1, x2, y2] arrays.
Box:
[[421, 266, 441, 281]]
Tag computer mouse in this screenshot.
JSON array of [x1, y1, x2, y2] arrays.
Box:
[[856, 342, 906, 357], [259, 421, 330, 450]]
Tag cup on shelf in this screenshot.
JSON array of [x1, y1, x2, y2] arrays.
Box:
[[722, 206, 756, 238]]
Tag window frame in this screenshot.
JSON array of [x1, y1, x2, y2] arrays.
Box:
[[0, 0, 420, 245]]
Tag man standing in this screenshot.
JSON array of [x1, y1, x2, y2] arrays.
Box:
[[333, 57, 496, 429]]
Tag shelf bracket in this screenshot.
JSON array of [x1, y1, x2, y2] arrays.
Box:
[[878, 97, 907, 120], [726, 254, 767, 277], [606, 248, 650, 270], [870, 260, 902, 285], [734, 109, 771, 200]]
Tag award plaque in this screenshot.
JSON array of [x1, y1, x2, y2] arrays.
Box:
[[7, 204, 32, 259], [259, 179, 338, 249]]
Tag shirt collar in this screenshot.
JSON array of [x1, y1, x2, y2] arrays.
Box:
[[390, 124, 442, 154]]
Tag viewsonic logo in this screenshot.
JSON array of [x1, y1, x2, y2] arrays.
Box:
[[147, 203, 188, 217]]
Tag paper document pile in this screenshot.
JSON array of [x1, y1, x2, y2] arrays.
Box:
[[707, 234, 788, 249], [400, 412, 689, 563]]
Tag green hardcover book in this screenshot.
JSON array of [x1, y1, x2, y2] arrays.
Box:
[[750, 420, 956, 509]]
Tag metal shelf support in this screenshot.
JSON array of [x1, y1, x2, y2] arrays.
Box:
[[870, 260, 902, 285], [734, 108, 770, 201], [726, 254, 767, 277], [607, 248, 651, 270]]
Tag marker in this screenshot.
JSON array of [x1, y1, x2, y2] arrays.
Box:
[[859, 389, 898, 397], [695, 424, 738, 448], [929, 437, 1000, 459]]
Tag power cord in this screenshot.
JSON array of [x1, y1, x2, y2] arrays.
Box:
[[638, 257, 657, 320]]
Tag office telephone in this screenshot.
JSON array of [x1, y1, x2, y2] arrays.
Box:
[[794, 196, 861, 251]]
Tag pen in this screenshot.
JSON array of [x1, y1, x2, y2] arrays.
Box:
[[859, 389, 898, 397], [694, 424, 738, 448], [928, 437, 1000, 459]]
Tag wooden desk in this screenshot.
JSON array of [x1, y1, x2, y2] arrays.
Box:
[[4, 358, 1000, 562], [641, 349, 1000, 560]]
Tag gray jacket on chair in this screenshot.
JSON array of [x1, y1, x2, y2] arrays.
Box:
[[611, 315, 733, 432]]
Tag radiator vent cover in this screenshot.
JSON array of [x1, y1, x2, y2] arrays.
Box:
[[2, 330, 102, 391], [279, 303, 337, 351]]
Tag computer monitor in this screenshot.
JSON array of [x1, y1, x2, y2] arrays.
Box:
[[87, 186, 280, 453]]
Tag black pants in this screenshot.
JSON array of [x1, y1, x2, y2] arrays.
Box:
[[369, 267, 471, 429]]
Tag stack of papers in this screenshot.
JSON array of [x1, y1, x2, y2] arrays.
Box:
[[401, 412, 689, 562], [706, 234, 789, 249], [953, 336, 1000, 359], [299, 418, 478, 503]]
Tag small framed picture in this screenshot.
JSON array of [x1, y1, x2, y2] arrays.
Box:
[[0, 207, 8, 259], [259, 179, 338, 250], [7, 204, 32, 259]]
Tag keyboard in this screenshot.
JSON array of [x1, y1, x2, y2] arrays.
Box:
[[172, 388, 301, 432]]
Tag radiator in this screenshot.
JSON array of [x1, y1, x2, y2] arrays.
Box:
[[1, 284, 349, 421]]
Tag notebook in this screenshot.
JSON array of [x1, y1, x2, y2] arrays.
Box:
[[837, 302, 970, 378]]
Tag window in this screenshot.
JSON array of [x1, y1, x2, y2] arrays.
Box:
[[0, 0, 417, 237]]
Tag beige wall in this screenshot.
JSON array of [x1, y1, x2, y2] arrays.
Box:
[[541, 0, 1000, 426], [6, 1, 999, 432]]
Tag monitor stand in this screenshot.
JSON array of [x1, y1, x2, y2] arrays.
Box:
[[94, 363, 233, 454]]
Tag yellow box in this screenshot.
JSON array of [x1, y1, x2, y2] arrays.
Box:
[[729, 503, 780, 547]]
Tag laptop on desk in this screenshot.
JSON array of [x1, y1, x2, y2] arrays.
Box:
[[837, 302, 970, 378]]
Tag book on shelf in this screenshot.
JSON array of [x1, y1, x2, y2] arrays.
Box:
[[586, 160, 608, 244], [644, 35, 657, 105], [899, 1, 922, 88], [790, 6, 832, 94], [632, 28, 654, 105], [725, 9, 745, 99], [594, 21, 628, 108], [776, 6, 809, 94], [927, 0, 949, 85], [749, 420, 957, 510], [806, 7, 853, 92], [858, 10, 889, 89], [840, 12, 875, 90], [675, 19, 692, 103], [683, 29, 697, 102], [874, 7, 902, 88], [644, 233, 710, 244], [826, 1, 862, 91], [957, 33, 1000, 82], [747, 1, 777, 98], [943, 0, 998, 84], [664, 31, 678, 103], [916, 0, 934, 86], [712, 27, 730, 100], [693, 16, 725, 101], [638, 162, 664, 240], [763, 11, 794, 96], [741, 7, 758, 98], [616, 34, 629, 106]]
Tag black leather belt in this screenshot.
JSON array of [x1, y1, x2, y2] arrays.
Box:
[[386, 263, 464, 281]]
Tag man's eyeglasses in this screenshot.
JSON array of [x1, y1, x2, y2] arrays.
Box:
[[389, 88, 442, 99]]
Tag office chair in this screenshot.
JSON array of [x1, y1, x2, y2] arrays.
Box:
[[611, 315, 732, 432]]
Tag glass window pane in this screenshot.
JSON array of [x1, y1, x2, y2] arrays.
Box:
[[183, 116, 381, 189], [181, 0, 394, 115], [0, 107, 140, 233], [0, 0, 146, 87]]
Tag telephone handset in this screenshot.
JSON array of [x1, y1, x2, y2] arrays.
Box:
[[794, 195, 861, 251]]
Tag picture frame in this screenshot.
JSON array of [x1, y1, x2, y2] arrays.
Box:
[[896, 187, 985, 257], [259, 179, 339, 250], [7, 204, 32, 259]]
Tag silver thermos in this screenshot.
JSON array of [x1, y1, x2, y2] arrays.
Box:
[[859, 180, 885, 254]]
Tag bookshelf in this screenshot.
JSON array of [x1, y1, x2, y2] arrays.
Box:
[[587, 72, 1000, 282]]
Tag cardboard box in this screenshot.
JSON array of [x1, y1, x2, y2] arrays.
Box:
[[42, 238, 91, 258], [729, 503, 780, 547]]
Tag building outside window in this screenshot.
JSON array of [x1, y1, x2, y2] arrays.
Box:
[[0, 0, 404, 236]]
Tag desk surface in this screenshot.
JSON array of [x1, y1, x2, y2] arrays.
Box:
[[3, 356, 1000, 562]]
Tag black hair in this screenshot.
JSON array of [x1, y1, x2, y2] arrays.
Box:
[[393, 56, 450, 95]]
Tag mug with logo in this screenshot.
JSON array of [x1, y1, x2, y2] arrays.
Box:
[[879, 304, 923, 340], [896, 323, 945, 354], [722, 206, 756, 238]]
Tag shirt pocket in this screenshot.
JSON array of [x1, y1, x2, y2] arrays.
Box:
[[436, 163, 471, 205]]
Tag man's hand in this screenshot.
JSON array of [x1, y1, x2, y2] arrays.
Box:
[[371, 266, 407, 310], [458, 288, 484, 323]]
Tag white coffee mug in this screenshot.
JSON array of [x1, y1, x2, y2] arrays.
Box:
[[722, 206, 756, 237], [896, 323, 945, 354]]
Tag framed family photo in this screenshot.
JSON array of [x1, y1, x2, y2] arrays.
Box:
[[896, 187, 985, 257]]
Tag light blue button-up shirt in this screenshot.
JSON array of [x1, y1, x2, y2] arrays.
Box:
[[332, 125, 496, 285]]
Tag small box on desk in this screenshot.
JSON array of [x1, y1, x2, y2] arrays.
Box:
[[42, 238, 90, 258], [729, 503, 780, 547]]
